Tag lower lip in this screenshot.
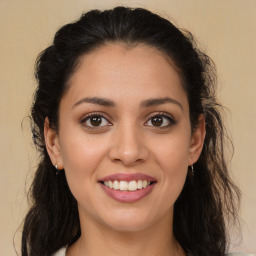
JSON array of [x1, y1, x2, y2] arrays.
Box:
[[99, 183, 155, 203]]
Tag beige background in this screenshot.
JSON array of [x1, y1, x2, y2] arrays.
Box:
[[0, 0, 255, 255]]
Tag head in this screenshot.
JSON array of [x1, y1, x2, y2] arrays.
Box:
[[23, 7, 239, 256]]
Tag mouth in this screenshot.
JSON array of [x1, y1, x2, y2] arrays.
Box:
[[98, 173, 157, 203]]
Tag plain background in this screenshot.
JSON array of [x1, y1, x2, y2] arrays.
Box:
[[0, 0, 255, 255]]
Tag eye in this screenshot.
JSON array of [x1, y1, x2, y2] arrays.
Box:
[[145, 114, 175, 128], [81, 114, 111, 128]]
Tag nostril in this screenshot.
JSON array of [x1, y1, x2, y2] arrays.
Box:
[[108, 133, 149, 165], [111, 156, 145, 167]]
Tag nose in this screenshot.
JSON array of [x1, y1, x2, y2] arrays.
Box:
[[108, 123, 149, 166]]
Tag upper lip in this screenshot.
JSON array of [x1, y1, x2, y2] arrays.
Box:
[[99, 173, 157, 182]]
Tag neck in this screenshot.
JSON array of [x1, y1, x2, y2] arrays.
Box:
[[67, 211, 185, 256]]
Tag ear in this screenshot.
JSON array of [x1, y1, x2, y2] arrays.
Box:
[[44, 117, 64, 169], [189, 114, 206, 165]]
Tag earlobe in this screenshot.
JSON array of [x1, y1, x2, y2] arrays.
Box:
[[44, 117, 64, 169], [189, 114, 206, 165]]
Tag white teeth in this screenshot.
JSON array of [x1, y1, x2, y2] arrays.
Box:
[[109, 180, 113, 189], [113, 180, 119, 190], [103, 179, 152, 191], [142, 180, 148, 188], [119, 181, 129, 190], [137, 180, 143, 189], [128, 180, 137, 191]]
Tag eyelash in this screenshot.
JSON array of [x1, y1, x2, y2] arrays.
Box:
[[144, 112, 176, 129], [80, 112, 176, 130], [80, 112, 112, 129]]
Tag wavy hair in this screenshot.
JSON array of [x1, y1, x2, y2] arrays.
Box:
[[22, 7, 240, 256]]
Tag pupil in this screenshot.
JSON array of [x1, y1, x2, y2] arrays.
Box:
[[152, 116, 163, 126], [90, 116, 102, 126]]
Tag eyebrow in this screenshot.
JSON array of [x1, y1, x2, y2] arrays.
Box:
[[72, 96, 182, 110], [72, 97, 115, 109], [141, 97, 183, 110]]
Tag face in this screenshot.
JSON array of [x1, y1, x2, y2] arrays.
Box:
[[45, 43, 205, 233]]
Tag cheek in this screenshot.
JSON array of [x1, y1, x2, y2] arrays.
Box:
[[60, 123, 109, 166], [150, 130, 191, 198], [159, 148, 188, 198], [59, 132, 108, 197], [155, 150, 188, 213], [152, 130, 191, 171]]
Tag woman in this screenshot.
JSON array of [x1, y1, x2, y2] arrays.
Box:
[[22, 6, 242, 256]]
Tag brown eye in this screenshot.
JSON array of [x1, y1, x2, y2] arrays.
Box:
[[90, 116, 102, 126], [145, 114, 175, 128], [151, 116, 163, 126], [82, 114, 111, 128]]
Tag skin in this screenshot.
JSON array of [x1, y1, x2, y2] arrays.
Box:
[[45, 43, 205, 256]]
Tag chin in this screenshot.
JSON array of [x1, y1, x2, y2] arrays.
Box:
[[100, 208, 158, 232]]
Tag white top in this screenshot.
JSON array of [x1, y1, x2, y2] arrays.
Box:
[[53, 247, 254, 256], [53, 247, 66, 256]]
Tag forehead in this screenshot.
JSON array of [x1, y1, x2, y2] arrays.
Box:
[[63, 43, 188, 109], [75, 42, 179, 72]]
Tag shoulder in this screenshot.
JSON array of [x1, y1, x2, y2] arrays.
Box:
[[53, 247, 66, 256]]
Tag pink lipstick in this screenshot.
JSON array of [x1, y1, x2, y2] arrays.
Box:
[[99, 173, 157, 203]]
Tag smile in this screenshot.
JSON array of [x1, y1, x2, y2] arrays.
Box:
[[99, 173, 157, 203]]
